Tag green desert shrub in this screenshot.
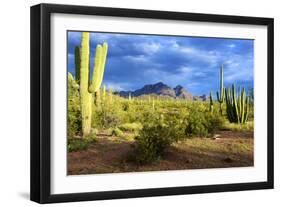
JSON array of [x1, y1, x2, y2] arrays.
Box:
[[118, 122, 143, 132], [111, 127, 124, 137], [135, 112, 185, 163], [205, 112, 225, 134], [68, 139, 89, 152], [185, 110, 224, 137], [67, 79, 82, 137], [185, 110, 209, 137]]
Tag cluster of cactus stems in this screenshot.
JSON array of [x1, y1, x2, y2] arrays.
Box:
[[209, 64, 251, 124], [75, 32, 108, 137], [216, 65, 224, 115], [225, 84, 250, 124]]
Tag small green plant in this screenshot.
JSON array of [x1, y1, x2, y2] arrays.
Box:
[[111, 127, 124, 137], [68, 139, 89, 152]]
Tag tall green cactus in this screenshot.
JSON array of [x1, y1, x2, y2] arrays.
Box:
[[216, 65, 224, 115], [74, 46, 80, 83], [78, 32, 108, 137], [209, 91, 214, 112], [225, 84, 249, 124]]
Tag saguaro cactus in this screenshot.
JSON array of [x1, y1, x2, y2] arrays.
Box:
[[225, 84, 250, 124], [74, 46, 81, 83], [209, 91, 214, 112], [78, 32, 108, 136], [216, 65, 224, 115]]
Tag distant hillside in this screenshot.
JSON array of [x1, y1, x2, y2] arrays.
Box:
[[117, 82, 193, 100]]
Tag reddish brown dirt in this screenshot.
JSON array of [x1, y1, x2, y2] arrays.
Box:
[[67, 131, 253, 175]]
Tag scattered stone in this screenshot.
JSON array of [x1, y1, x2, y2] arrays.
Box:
[[185, 158, 192, 163], [211, 134, 221, 140], [223, 157, 234, 163]]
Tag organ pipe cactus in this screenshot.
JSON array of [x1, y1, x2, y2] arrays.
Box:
[[77, 32, 108, 137], [216, 65, 224, 115], [225, 84, 250, 124]]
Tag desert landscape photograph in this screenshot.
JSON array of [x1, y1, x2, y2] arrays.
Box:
[[67, 31, 254, 175]]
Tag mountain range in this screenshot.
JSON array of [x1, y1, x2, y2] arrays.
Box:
[[117, 82, 195, 100]]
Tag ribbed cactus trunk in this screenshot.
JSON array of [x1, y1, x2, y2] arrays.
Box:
[[216, 65, 224, 115], [225, 84, 250, 124], [79, 32, 92, 136]]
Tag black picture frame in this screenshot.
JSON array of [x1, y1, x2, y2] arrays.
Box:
[[30, 3, 274, 204]]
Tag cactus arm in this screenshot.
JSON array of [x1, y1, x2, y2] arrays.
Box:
[[89, 44, 102, 93], [89, 42, 108, 93], [216, 91, 220, 102], [97, 43, 108, 88]]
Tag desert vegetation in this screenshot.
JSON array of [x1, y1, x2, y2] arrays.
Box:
[[67, 32, 254, 174]]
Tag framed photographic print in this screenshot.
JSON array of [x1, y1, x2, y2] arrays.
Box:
[[30, 3, 274, 203]]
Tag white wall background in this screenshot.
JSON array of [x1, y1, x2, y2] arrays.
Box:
[[0, 0, 279, 206]]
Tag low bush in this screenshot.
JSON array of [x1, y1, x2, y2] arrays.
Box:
[[111, 127, 124, 137], [135, 112, 185, 163], [118, 122, 143, 132], [68, 139, 89, 152], [185, 110, 224, 137], [67, 79, 81, 137]]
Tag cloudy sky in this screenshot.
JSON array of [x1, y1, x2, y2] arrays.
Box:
[[67, 31, 254, 95]]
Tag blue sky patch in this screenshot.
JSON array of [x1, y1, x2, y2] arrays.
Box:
[[67, 31, 254, 95]]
